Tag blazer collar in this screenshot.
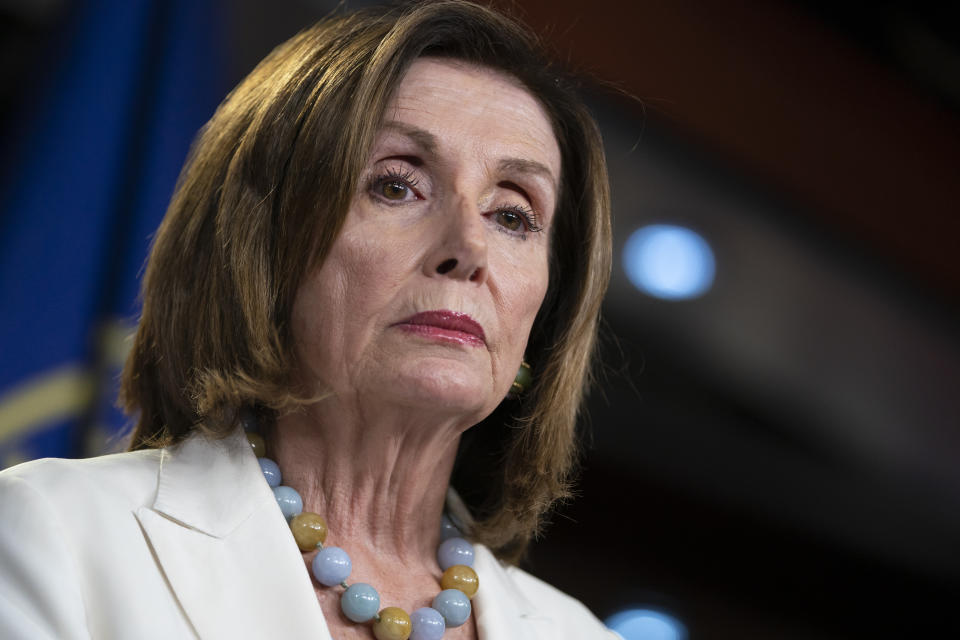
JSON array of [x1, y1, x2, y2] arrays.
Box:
[[152, 428, 266, 537], [135, 429, 331, 639]]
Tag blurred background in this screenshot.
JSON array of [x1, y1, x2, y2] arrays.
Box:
[[1, 0, 958, 637]]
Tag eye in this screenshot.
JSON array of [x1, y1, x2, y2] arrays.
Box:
[[494, 209, 525, 232], [368, 167, 421, 203], [491, 204, 543, 236]]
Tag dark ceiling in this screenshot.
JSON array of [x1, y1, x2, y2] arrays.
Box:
[[502, 0, 960, 302]]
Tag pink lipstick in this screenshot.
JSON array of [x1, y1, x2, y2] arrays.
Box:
[[394, 310, 486, 347]]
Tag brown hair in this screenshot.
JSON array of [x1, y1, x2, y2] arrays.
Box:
[[122, 0, 611, 560]]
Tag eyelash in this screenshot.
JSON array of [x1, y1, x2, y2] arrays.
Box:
[[367, 167, 543, 237]]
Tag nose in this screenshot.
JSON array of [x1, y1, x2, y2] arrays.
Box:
[[426, 193, 488, 284]]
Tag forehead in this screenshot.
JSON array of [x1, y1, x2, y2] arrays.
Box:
[[381, 58, 561, 186]]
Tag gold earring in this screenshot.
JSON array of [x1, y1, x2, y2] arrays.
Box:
[[509, 360, 532, 397]]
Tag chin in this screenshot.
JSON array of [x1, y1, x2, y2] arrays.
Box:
[[391, 359, 494, 418]]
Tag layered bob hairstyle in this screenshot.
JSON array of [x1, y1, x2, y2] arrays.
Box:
[[122, 0, 611, 559]]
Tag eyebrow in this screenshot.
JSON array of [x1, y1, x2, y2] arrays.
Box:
[[380, 120, 558, 188], [380, 121, 438, 154], [496, 157, 557, 188]]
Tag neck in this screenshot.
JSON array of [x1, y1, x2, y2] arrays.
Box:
[[266, 397, 468, 569]]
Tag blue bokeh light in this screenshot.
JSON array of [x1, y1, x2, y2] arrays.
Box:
[[622, 224, 715, 300], [606, 608, 688, 640]]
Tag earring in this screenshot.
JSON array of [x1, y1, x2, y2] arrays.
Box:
[[509, 360, 532, 398]]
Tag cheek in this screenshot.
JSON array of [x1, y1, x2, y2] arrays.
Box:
[[519, 275, 549, 328], [497, 251, 550, 351], [337, 233, 423, 309], [289, 245, 367, 368], [293, 229, 419, 361], [321, 231, 406, 303], [289, 270, 343, 384]]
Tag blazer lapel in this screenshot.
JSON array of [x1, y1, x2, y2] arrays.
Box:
[[135, 430, 331, 640]]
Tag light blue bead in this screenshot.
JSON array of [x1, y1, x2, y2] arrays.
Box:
[[439, 514, 461, 541], [432, 589, 471, 627], [411, 607, 446, 640], [258, 458, 281, 487], [272, 485, 302, 520], [312, 546, 351, 586], [437, 536, 474, 570], [340, 583, 380, 622]]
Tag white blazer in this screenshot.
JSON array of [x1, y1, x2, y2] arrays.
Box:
[[0, 429, 616, 639]]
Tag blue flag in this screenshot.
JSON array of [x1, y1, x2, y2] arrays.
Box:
[[0, 0, 226, 465]]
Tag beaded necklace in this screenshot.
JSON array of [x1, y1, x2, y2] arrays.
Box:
[[243, 415, 478, 640]]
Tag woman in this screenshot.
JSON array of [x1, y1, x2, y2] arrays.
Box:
[[0, 1, 614, 638]]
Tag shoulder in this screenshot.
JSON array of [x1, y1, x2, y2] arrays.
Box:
[[0, 448, 162, 513], [501, 562, 598, 615], [0, 450, 165, 639], [505, 562, 616, 635], [473, 544, 617, 639]]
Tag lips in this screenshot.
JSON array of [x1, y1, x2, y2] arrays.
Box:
[[394, 310, 486, 347]]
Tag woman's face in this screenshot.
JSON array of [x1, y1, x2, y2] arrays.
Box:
[[291, 58, 561, 425]]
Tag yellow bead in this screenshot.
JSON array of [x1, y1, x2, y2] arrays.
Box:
[[246, 432, 266, 458], [440, 564, 479, 598], [373, 607, 411, 640], [289, 512, 328, 551]]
